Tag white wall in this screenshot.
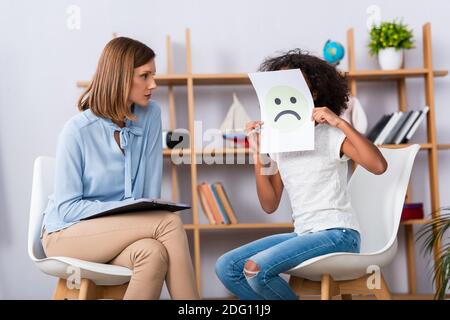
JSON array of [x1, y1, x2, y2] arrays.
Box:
[[0, 0, 449, 299]]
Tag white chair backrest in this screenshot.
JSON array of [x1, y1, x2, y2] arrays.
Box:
[[28, 156, 55, 261], [348, 145, 420, 254]]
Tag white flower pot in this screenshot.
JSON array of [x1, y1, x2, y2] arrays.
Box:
[[378, 48, 404, 70]]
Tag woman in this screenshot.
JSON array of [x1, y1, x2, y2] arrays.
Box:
[[41, 37, 199, 300]]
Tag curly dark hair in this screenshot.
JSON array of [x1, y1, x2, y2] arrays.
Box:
[[259, 49, 349, 116]]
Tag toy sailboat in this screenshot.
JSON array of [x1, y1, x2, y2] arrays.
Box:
[[220, 93, 251, 147]]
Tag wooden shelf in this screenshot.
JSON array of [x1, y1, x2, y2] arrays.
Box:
[[197, 223, 293, 230], [163, 144, 446, 157], [379, 143, 432, 149], [346, 69, 448, 81], [438, 144, 450, 150], [183, 223, 294, 232], [163, 148, 249, 157], [187, 220, 430, 228], [187, 220, 430, 229], [192, 73, 251, 85], [77, 69, 448, 88], [400, 219, 433, 225], [76, 74, 189, 88]]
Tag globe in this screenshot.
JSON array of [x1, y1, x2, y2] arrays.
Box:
[[323, 40, 345, 65]]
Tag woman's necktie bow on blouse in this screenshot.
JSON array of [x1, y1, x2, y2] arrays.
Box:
[[111, 125, 143, 199]]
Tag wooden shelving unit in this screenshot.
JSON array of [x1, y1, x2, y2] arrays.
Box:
[[346, 22, 447, 296], [78, 23, 447, 298]]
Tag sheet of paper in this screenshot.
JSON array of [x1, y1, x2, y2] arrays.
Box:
[[248, 69, 315, 153]]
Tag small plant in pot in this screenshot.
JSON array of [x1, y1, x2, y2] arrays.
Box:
[[369, 19, 415, 70]]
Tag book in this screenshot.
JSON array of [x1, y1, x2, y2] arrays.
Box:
[[197, 185, 217, 224], [383, 111, 411, 145], [214, 182, 238, 224], [393, 111, 420, 144], [401, 203, 424, 221], [367, 114, 391, 142], [211, 184, 230, 224], [81, 198, 190, 220], [374, 112, 401, 145], [404, 106, 429, 141], [199, 183, 224, 224]]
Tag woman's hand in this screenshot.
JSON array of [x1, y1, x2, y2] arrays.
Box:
[[312, 107, 343, 128], [246, 120, 264, 155]]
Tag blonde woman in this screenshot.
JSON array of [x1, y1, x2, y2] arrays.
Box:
[[41, 37, 199, 300]]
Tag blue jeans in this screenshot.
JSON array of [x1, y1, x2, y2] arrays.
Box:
[[215, 228, 360, 300]]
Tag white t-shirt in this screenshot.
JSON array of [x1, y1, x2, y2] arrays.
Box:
[[270, 124, 361, 235]]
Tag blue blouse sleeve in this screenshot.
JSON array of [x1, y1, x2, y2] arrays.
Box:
[[53, 124, 123, 222]]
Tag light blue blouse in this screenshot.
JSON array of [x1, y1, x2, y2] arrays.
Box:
[[42, 101, 163, 234]]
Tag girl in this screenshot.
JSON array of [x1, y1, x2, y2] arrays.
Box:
[[215, 49, 387, 300], [41, 37, 199, 300]]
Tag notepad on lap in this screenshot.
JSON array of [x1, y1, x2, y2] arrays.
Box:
[[82, 198, 191, 220]]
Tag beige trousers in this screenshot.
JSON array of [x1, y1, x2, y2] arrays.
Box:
[[42, 211, 199, 300]]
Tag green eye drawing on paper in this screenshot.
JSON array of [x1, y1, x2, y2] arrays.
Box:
[[265, 85, 309, 132]]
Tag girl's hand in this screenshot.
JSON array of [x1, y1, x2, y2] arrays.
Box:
[[246, 120, 264, 155], [312, 107, 343, 128]]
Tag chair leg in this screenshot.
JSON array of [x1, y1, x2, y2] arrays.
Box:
[[289, 276, 304, 299], [78, 279, 99, 300], [102, 283, 128, 300], [321, 274, 332, 300], [52, 278, 68, 300], [321, 274, 341, 300], [373, 274, 392, 300], [52, 278, 128, 300]]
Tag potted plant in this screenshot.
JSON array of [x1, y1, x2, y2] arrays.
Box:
[[368, 19, 415, 70], [416, 207, 450, 299]]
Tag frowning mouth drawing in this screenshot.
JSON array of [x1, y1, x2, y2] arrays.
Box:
[[274, 110, 301, 122]]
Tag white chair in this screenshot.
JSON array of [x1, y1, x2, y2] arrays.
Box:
[[28, 156, 132, 299], [286, 145, 420, 300]]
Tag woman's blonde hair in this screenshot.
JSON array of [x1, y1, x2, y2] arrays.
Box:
[[78, 37, 155, 122]]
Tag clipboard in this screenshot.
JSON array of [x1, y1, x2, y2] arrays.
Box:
[[81, 198, 191, 220]]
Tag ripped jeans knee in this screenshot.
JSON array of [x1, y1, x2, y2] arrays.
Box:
[[243, 260, 260, 280]]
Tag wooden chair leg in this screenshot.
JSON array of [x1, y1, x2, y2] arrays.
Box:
[[321, 274, 341, 300], [102, 283, 128, 300], [289, 276, 304, 299], [78, 279, 98, 300], [52, 278, 127, 300], [321, 274, 332, 300], [52, 278, 68, 300], [373, 274, 392, 300]]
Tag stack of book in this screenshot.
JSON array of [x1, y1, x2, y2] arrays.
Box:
[[367, 106, 429, 145], [197, 182, 238, 224]]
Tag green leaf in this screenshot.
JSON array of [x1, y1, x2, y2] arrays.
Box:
[[417, 209, 450, 299]]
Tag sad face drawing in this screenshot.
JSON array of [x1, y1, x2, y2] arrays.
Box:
[[265, 85, 309, 132]]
